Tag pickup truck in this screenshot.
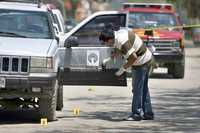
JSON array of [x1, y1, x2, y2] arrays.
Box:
[[123, 3, 185, 78]]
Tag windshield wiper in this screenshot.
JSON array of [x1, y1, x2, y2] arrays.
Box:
[[0, 31, 27, 38]]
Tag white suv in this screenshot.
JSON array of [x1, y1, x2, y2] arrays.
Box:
[[0, 1, 128, 121], [0, 1, 62, 121]]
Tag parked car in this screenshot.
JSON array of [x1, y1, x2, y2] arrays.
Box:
[[0, 0, 128, 121]]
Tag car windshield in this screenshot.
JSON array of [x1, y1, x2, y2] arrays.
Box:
[[0, 9, 53, 39], [128, 12, 177, 29]]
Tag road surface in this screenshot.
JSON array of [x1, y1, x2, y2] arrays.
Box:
[[0, 43, 200, 133]]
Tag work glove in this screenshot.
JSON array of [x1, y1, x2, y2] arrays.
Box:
[[115, 67, 126, 76], [102, 57, 112, 66]]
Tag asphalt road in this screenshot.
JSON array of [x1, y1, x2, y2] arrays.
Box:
[[0, 43, 200, 133]]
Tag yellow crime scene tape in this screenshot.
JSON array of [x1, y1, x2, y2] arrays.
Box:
[[134, 24, 200, 31], [131, 24, 200, 39]]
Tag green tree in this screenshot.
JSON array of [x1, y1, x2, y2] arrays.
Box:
[[167, 0, 200, 19]]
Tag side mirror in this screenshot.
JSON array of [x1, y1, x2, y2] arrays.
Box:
[[64, 36, 79, 48]]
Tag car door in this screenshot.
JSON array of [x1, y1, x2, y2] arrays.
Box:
[[62, 13, 127, 86]]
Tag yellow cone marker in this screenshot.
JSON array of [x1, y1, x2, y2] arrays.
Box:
[[73, 107, 80, 116], [40, 118, 48, 127]]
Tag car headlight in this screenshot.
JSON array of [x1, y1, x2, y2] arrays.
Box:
[[30, 57, 53, 73], [31, 57, 53, 68]]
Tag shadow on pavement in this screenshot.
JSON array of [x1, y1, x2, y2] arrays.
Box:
[[151, 87, 200, 132], [0, 109, 40, 124], [63, 87, 200, 133], [62, 95, 131, 122], [1, 86, 199, 132]]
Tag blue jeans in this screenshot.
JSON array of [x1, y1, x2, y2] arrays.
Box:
[[131, 65, 153, 116]]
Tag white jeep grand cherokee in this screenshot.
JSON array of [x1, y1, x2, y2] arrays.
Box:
[[0, 0, 128, 121]]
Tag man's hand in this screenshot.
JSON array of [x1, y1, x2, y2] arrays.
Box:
[[115, 67, 126, 76]]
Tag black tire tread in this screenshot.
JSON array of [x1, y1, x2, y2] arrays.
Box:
[[56, 86, 63, 111]]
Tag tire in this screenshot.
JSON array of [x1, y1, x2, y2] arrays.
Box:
[[173, 62, 185, 79], [168, 64, 174, 75], [56, 85, 63, 111], [39, 80, 58, 121]]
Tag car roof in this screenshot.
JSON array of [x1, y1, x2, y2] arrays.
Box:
[[124, 8, 175, 14], [0, 2, 48, 12], [122, 3, 175, 14]]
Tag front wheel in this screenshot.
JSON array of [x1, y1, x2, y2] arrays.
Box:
[[38, 80, 58, 121], [168, 59, 185, 79], [173, 62, 185, 79]]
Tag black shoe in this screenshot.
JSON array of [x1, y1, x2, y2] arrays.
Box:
[[143, 114, 154, 120], [124, 114, 142, 121]]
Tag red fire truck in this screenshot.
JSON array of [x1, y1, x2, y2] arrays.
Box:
[[123, 3, 185, 78]]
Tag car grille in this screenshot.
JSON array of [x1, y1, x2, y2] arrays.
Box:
[[145, 41, 178, 52], [153, 42, 172, 51], [0, 56, 29, 74]]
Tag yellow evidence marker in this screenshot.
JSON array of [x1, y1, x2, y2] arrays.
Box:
[[73, 107, 80, 116], [40, 118, 48, 127]]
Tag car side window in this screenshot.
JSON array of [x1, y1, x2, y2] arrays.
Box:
[[73, 14, 126, 46]]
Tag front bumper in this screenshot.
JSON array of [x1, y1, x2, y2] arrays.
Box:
[[153, 51, 185, 64], [0, 73, 57, 98]]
